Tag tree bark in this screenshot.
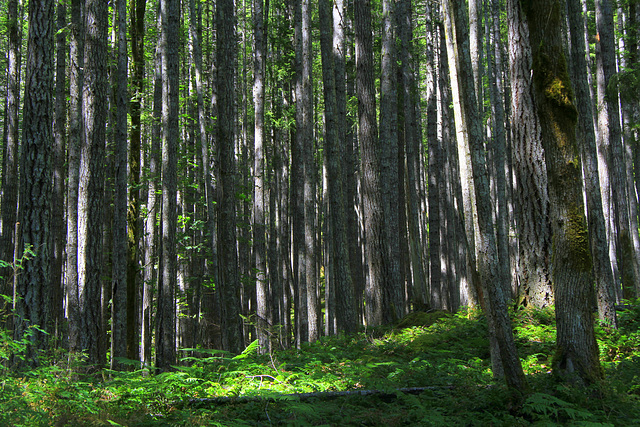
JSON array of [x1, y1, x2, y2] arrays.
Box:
[[595, 0, 640, 298], [0, 0, 21, 303], [78, 0, 108, 367], [566, 0, 617, 327], [14, 0, 55, 362], [156, 0, 179, 370], [443, 0, 527, 392], [128, 0, 146, 362], [523, 0, 603, 385], [319, 0, 357, 334], [507, 0, 553, 309], [111, 0, 129, 369], [355, 0, 385, 327], [217, 0, 244, 354]]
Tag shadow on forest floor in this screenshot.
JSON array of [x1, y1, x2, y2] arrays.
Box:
[[1, 304, 640, 426]]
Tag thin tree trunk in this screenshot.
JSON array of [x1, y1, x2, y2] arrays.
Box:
[[127, 0, 146, 362], [253, 0, 270, 352], [443, 0, 527, 392], [566, 0, 617, 326], [0, 0, 21, 303], [595, 0, 638, 298], [156, 0, 179, 370], [111, 0, 129, 369], [399, 0, 427, 310], [51, 0, 66, 340], [66, 0, 84, 355], [143, 23, 162, 368]]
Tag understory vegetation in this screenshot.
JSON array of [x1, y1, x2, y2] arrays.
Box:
[[1, 304, 640, 426]]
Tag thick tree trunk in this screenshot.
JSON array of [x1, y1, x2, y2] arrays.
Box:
[[595, 0, 640, 298], [355, 0, 385, 327], [14, 0, 55, 362], [217, 0, 243, 354], [78, 0, 108, 367], [523, 0, 602, 385], [379, 0, 403, 322], [319, 0, 357, 334], [507, 0, 553, 309]]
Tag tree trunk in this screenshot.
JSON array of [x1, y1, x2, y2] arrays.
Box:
[[595, 0, 640, 298], [156, 0, 179, 370], [355, 0, 385, 327], [66, 0, 84, 355], [253, 0, 270, 352], [319, 0, 357, 334], [379, 0, 403, 322], [217, 0, 243, 354], [399, 0, 427, 311], [0, 0, 21, 305], [111, 0, 129, 369], [51, 0, 66, 340], [77, 0, 108, 367], [128, 0, 146, 362], [14, 0, 55, 363], [507, 0, 553, 309], [143, 20, 163, 367], [443, 0, 527, 392], [566, 0, 617, 327], [523, 0, 603, 385]]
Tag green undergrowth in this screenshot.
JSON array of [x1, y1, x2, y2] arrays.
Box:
[[1, 303, 640, 426]]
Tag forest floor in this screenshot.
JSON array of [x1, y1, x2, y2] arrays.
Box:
[[1, 304, 640, 426]]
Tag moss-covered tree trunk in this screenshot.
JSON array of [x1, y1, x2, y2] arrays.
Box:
[[522, 0, 602, 385]]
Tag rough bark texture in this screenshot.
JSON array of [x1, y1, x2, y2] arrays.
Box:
[[111, 0, 129, 369], [156, 0, 179, 370], [379, 0, 403, 322], [78, 0, 108, 367], [217, 0, 243, 354], [595, 0, 640, 298], [507, 0, 553, 309], [444, 0, 527, 392], [355, 0, 385, 327], [523, 0, 602, 385], [14, 0, 55, 361], [566, 0, 617, 327], [253, 0, 270, 352], [128, 0, 146, 362], [1, 0, 21, 302], [319, 0, 357, 334], [66, 0, 84, 355]]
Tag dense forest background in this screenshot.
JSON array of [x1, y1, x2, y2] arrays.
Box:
[[0, 0, 638, 389]]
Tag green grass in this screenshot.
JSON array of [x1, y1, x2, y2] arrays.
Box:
[[1, 304, 640, 426]]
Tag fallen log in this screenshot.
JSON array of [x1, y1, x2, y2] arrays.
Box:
[[180, 386, 454, 408]]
